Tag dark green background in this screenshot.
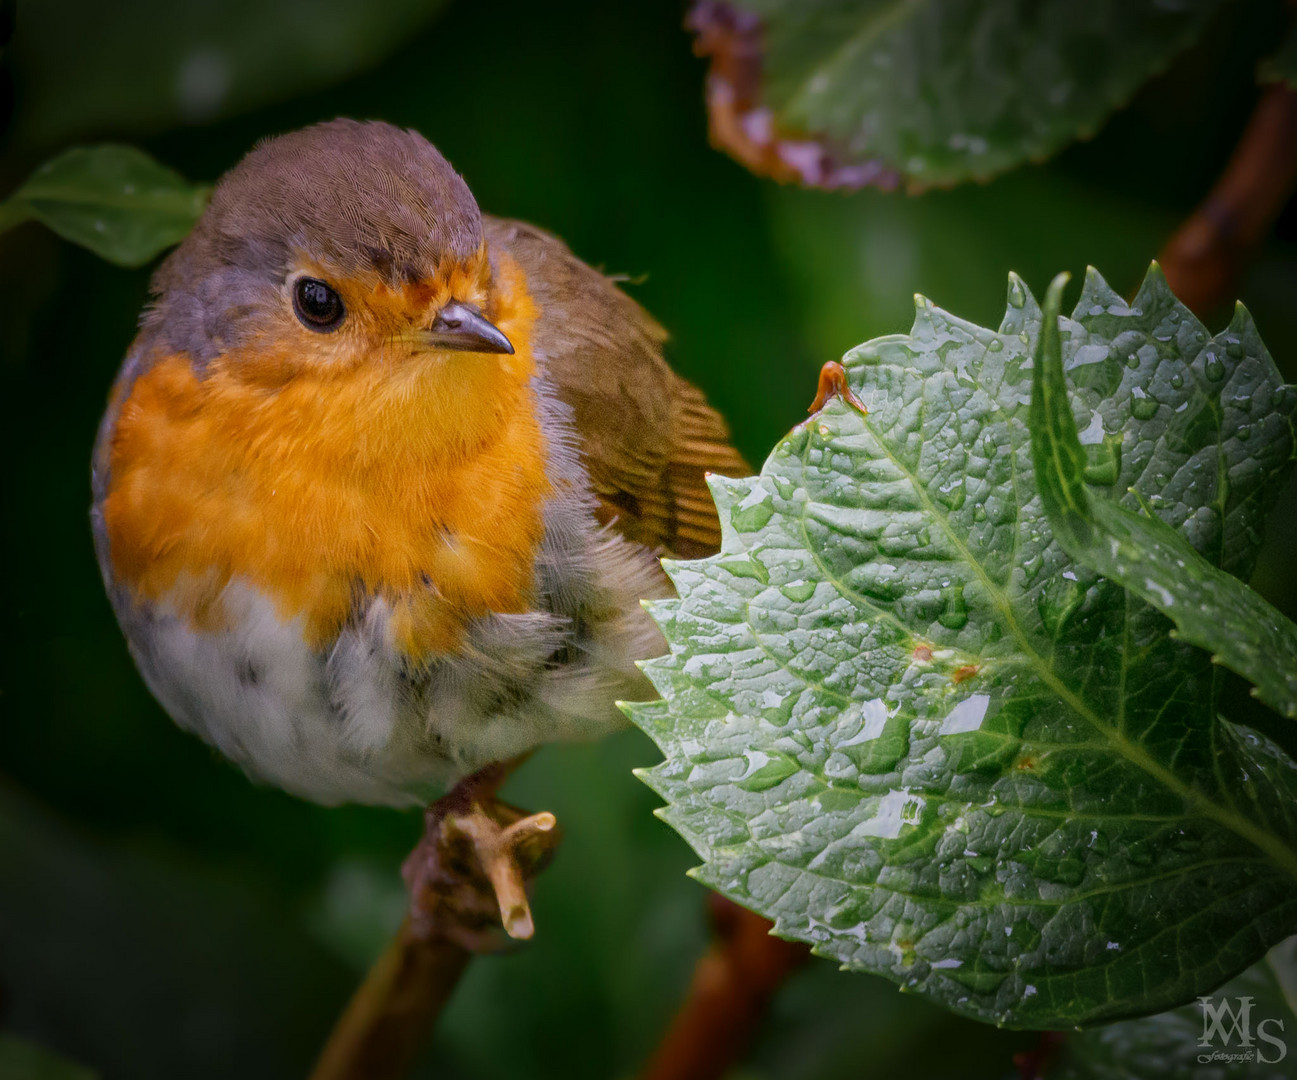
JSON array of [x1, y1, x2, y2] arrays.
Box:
[[1, 1, 1294, 1077]]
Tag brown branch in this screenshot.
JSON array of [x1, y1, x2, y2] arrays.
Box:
[[637, 894, 809, 1080], [1159, 82, 1297, 317], [308, 920, 471, 1080], [308, 757, 557, 1080]]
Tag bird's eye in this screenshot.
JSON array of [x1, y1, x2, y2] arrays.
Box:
[[292, 277, 345, 331]]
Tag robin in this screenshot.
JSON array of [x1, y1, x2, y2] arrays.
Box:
[[91, 119, 746, 941]]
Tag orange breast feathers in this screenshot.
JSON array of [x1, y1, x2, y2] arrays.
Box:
[[100, 255, 550, 660]]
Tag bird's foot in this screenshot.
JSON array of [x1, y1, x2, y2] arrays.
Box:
[[401, 763, 560, 952]]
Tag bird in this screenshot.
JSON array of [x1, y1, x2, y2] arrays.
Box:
[[91, 118, 745, 940]]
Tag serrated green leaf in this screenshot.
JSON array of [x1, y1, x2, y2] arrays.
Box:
[[0, 146, 208, 267], [1031, 278, 1297, 720], [0, 1035, 97, 1080], [1259, 24, 1297, 88], [693, 0, 1222, 190], [1057, 936, 1297, 1078], [626, 265, 1297, 1028]]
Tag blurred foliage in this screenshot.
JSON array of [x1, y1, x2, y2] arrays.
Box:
[[1, 0, 1296, 1077], [3, 0, 448, 150], [1259, 23, 1297, 87], [0, 146, 208, 266], [690, 0, 1223, 190], [0, 1034, 96, 1080]]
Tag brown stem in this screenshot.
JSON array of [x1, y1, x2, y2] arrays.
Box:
[[1159, 82, 1297, 317], [637, 894, 809, 1080], [308, 919, 471, 1080]]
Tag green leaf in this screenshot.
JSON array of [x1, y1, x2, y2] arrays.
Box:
[[0, 1035, 97, 1080], [627, 265, 1297, 1028], [1056, 936, 1297, 1077], [1259, 24, 1297, 88], [1031, 275, 1297, 720], [0, 146, 209, 267], [690, 0, 1223, 190]]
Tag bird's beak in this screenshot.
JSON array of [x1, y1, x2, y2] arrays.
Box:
[[417, 301, 514, 354]]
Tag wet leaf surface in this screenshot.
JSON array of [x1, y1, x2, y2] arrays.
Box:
[[627, 266, 1297, 1028], [1031, 275, 1297, 721], [1057, 936, 1297, 1078]]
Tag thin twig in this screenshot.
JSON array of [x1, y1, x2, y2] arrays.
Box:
[[1159, 82, 1297, 317], [637, 894, 809, 1080]]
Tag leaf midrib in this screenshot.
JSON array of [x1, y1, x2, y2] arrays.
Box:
[[18, 188, 204, 215], [850, 368, 1297, 883]]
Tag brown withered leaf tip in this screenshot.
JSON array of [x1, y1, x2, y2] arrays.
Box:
[[808, 361, 868, 416], [687, 1, 899, 192]]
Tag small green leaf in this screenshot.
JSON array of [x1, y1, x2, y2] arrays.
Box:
[[0, 146, 208, 267], [1031, 281, 1297, 720], [0, 1035, 97, 1080], [1056, 936, 1297, 1078], [627, 266, 1297, 1028], [690, 0, 1222, 190]]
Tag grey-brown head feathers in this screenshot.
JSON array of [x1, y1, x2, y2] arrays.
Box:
[[144, 119, 482, 360]]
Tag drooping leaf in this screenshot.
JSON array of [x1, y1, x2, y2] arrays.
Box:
[[1056, 936, 1297, 1078], [0, 146, 208, 267], [627, 266, 1297, 1028], [1031, 276, 1297, 720], [688, 0, 1222, 191]]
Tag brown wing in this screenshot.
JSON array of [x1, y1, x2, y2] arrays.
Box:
[[485, 217, 747, 559]]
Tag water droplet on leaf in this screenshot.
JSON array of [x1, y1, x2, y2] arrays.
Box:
[[938, 584, 969, 630], [731, 495, 774, 533], [1130, 391, 1158, 421], [780, 581, 816, 603]]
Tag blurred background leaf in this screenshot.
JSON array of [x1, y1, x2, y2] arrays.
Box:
[[0, 1033, 97, 1080], [689, 0, 1224, 191], [1259, 23, 1297, 87], [3, 0, 449, 151], [2, 0, 1296, 1077], [0, 146, 208, 266]]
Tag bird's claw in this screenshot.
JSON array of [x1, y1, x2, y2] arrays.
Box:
[[402, 780, 561, 953]]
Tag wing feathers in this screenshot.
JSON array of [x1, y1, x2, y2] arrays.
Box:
[[486, 216, 748, 559]]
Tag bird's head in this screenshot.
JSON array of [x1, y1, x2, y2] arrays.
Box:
[[144, 118, 513, 382]]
